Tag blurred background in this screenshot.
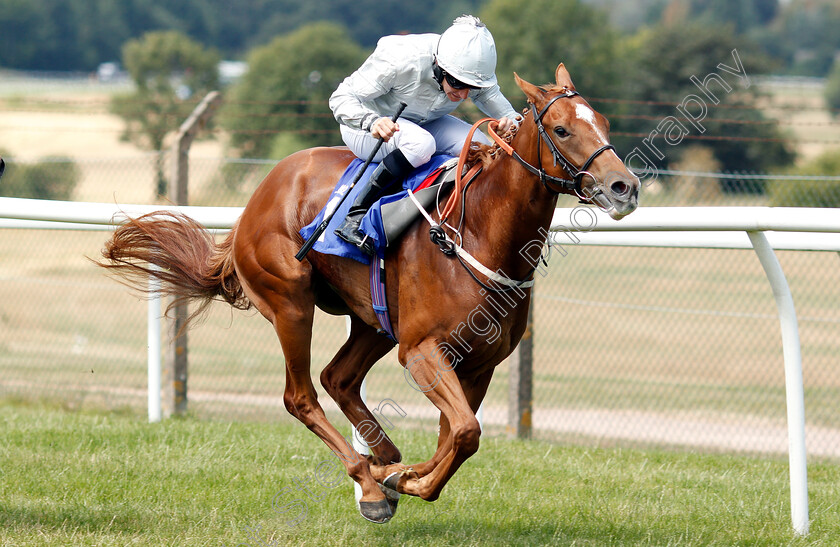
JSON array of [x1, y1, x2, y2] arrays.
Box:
[[1, 0, 839, 458]]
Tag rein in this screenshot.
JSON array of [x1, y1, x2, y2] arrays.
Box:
[[439, 120, 487, 224]]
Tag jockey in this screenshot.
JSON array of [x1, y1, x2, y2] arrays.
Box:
[[329, 15, 520, 255]]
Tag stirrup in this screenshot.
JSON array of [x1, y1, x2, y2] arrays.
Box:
[[335, 220, 375, 256], [357, 235, 375, 256]]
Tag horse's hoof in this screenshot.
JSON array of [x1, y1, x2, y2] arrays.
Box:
[[379, 477, 401, 517], [383, 471, 401, 491], [358, 498, 393, 524]]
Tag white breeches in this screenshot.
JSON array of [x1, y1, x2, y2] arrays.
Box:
[[339, 115, 492, 168]]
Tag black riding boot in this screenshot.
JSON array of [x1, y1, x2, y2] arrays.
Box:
[[335, 149, 413, 255]]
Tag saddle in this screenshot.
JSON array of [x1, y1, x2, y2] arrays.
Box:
[[378, 158, 457, 247], [299, 155, 458, 265], [299, 155, 460, 342]]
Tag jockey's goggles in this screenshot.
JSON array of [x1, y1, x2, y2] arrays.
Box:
[[442, 71, 478, 91]]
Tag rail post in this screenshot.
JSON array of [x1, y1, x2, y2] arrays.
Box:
[[148, 267, 162, 423], [167, 91, 222, 415], [508, 286, 534, 439], [747, 231, 809, 536]]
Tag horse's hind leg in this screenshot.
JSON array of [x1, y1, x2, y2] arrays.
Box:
[[249, 277, 392, 522], [319, 316, 401, 467]]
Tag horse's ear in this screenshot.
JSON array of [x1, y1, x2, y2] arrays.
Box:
[[514, 72, 546, 103], [555, 63, 576, 91]]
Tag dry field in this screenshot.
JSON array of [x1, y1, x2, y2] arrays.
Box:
[[760, 81, 840, 163], [0, 81, 227, 203]]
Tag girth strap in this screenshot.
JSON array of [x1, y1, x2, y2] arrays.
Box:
[[370, 257, 397, 341]]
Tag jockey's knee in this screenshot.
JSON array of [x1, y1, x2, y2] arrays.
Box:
[[395, 126, 435, 167]]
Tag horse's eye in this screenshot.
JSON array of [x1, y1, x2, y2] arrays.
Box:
[[554, 126, 569, 138]]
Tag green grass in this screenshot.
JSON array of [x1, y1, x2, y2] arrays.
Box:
[[1, 400, 839, 546]]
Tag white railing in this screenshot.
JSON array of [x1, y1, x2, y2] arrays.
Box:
[[551, 205, 840, 537], [0, 196, 241, 229], [3, 197, 838, 536]]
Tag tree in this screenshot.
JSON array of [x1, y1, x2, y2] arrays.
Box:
[[684, 0, 779, 32], [0, 0, 133, 70], [0, 153, 80, 201], [0, 0, 50, 69], [0, 0, 487, 72], [769, 150, 840, 207], [220, 22, 366, 158], [111, 30, 219, 196], [760, 0, 840, 76], [480, 0, 622, 108], [620, 22, 794, 175]]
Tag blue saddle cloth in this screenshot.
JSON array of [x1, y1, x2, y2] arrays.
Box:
[[299, 155, 453, 264]]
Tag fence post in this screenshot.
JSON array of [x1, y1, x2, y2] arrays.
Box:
[[167, 91, 222, 415], [148, 266, 162, 423], [747, 231, 809, 536], [507, 286, 534, 439]]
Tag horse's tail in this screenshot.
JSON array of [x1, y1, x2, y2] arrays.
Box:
[[96, 211, 251, 328]]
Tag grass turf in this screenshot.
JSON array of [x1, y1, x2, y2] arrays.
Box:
[[1, 399, 839, 546]]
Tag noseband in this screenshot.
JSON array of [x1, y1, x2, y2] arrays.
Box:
[[512, 90, 615, 202]]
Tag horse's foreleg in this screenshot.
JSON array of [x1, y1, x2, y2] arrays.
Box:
[[381, 342, 482, 502], [371, 369, 492, 482], [319, 316, 401, 466]]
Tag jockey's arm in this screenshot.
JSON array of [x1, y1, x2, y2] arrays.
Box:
[[329, 79, 388, 133], [472, 85, 520, 135], [329, 46, 398, 133]]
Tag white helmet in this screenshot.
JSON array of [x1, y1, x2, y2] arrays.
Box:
[[436, 15, 498, 88]]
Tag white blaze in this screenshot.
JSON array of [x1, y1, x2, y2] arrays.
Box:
[[575, 103, 607, 144], [575, 103, 596, 124]]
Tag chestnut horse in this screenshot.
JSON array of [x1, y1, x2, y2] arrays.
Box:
[[99, 64, 639, 523]]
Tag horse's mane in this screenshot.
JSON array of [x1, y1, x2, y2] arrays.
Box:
[[463, 115, 522, 171], [441, 115, 523, 222]]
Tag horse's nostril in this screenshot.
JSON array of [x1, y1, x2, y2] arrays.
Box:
[[610, 180, 631, 197]]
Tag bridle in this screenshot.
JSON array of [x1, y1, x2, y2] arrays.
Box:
[[427, 95, 621, 292], [493, 89, 616, 206]]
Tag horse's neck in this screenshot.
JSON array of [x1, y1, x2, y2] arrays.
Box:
[[463, 127, 560, 278]]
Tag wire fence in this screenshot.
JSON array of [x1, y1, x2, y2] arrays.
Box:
[[1, 73, 838, 458], [1, 154, 839, 461]]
